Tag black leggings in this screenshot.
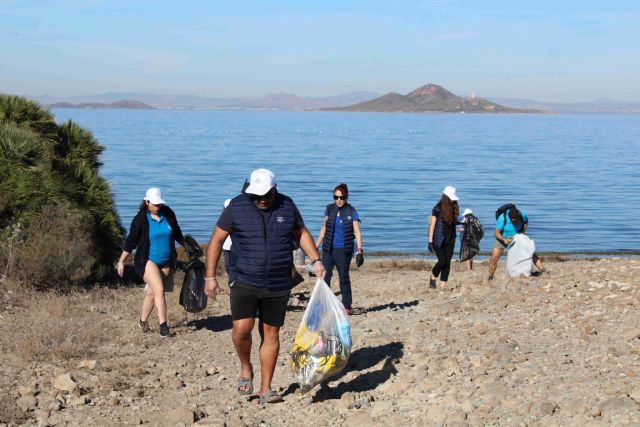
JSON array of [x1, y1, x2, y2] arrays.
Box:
[[432, 242, 455, 282]]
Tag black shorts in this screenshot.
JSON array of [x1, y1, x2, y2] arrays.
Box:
[[229, 283, 290, 327]]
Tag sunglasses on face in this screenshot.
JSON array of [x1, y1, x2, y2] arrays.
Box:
[[250, 188, 275, 201], [333, 195, 346, 201]]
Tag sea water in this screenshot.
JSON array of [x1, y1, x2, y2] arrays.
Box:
[[52, 109, 640, 254]]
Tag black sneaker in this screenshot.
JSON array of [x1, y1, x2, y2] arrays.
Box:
[[159, 323, 171, 338], [429, 277, 437, 289], [487, 275, 494, 281], [138, 319, 151, 333]]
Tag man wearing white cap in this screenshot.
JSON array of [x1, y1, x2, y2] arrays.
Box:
[[205, 168, 325, 404]]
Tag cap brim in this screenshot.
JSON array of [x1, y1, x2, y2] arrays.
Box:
[[146, 197, 166, 204], [245, 184, 273, 195]]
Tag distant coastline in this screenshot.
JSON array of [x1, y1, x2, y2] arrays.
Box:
[[48, 100, 155, 110], [36, 87, 640, 114]]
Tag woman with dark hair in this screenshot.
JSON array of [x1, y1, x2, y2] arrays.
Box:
[[315, 183, 363, 315], [116, 187, 185, 337], [427, 186, 460, 289]]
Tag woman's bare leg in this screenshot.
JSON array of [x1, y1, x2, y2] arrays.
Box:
[[143, 261, 168, 324]]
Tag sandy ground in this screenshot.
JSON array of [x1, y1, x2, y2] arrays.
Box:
[[1, 256, 640, 426]]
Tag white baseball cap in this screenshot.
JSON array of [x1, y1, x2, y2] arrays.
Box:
[[463, 208, 473, 216], [144, 187, 166, 205], [245, 169, 276, 195], [442, 186, 459, 201]]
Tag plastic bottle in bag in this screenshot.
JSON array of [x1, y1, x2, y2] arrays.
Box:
[[290, 279, 351, 391]]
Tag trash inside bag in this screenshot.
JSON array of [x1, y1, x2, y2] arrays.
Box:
[[179, 235, 207, 313], [505, 234, 535, 277], [290, 279, 351, 391]]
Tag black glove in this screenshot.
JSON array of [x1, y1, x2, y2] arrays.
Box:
[[356, 252, 364, 267], [428, 242, 434, 253]]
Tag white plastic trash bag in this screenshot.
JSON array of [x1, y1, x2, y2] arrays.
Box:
[[290, 279, 351, 391], [506, 234, 535, 277]]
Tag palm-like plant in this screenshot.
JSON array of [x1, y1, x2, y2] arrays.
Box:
[[0, 94, 124, 281], [0, 123, 55, 227], [0, 95, 58, 142], [56, 121, 123, 268]]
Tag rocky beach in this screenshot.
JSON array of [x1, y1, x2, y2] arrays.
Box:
[[1, 257, 640, 426]]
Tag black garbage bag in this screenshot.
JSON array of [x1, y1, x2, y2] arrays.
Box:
[[179, 235, 207, 313], [182, 235, 204, 259], [180, 258, 208, 313], [460, 214, 484, 262]]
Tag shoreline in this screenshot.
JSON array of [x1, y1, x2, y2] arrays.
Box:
[[364, 251, 640, 258]]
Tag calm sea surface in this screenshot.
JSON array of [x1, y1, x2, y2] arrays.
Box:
[[52, 109, 640, 255]]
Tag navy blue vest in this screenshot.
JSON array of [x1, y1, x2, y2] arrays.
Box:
[[322, 203, 355, 253], [229, 193, 296, 291], [432, 204, 456, 250]]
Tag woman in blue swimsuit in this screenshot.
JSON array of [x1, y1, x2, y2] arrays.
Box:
[[117, 188, 184, 337]]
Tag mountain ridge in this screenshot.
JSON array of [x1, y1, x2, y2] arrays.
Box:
[[20, 89, 640, 113], [48, 100, 155, 109], [34, 91, 379, 110]]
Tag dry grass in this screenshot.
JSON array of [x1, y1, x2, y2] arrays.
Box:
[[2, 286, 102, 362], [0, 280, 140, 364]]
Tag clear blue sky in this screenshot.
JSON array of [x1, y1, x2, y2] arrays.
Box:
[[2, 0, 639, 101]]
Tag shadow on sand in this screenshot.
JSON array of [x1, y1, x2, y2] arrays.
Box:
[[357, 299, 420, 315], [186, 314, 232, 332], [283, 341, 404, 400]]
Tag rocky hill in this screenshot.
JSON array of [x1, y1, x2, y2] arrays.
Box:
[[324, 84, 543, 113]]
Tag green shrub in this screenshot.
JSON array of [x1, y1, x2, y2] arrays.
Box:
[[0, 94, 123, 284]]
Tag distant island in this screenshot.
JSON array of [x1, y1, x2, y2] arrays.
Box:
[[47, 100, 155, 110], [321, 84, 544, 113]]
